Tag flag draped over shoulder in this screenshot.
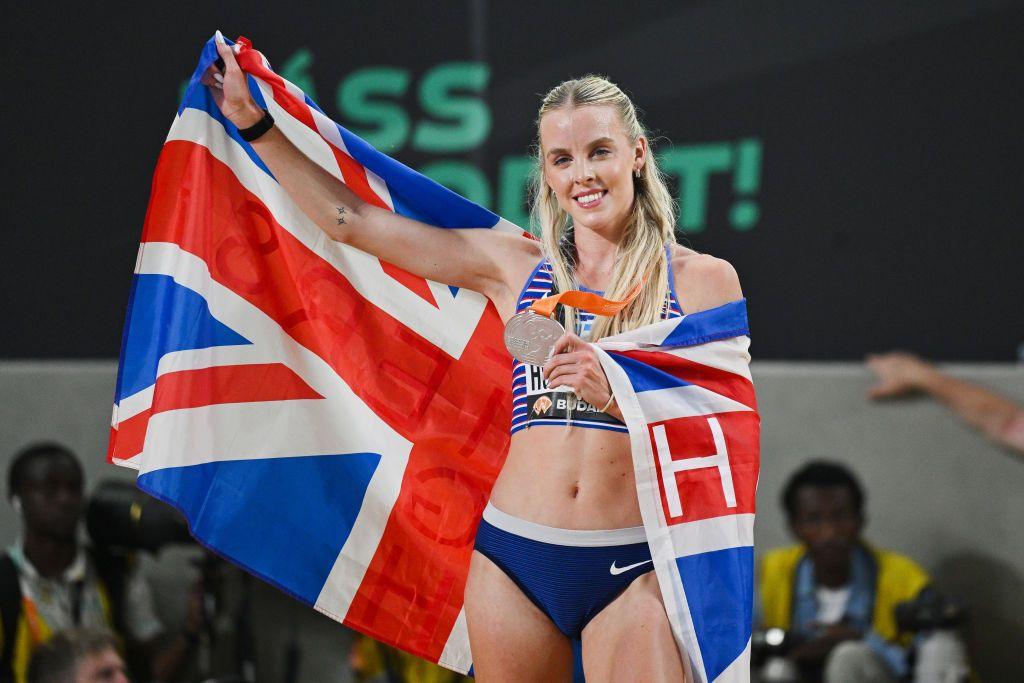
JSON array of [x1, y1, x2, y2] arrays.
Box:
[[110, 35, 759, 681], [596, 306, 759, 683]]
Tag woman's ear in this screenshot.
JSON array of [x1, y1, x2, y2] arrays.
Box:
[[634, 135, 649, 174]]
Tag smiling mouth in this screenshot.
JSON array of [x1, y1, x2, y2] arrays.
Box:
[[574, 190, 606, 208]]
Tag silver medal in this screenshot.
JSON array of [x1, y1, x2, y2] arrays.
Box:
[[503, 311, 565, 365]]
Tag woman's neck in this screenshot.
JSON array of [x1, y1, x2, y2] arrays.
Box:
[[572, 226, 621, 290]]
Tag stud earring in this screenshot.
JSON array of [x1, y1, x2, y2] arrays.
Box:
[[634, 168, 641, 179]]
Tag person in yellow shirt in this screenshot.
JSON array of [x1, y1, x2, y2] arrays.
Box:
[[756, 461, 968, 683], [349, 634, 472, 683]]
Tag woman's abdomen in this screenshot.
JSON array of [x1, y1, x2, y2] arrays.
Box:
[[489, 426, 642, 530]]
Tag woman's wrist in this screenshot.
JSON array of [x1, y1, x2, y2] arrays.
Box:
[[227, 101, 265, 129]]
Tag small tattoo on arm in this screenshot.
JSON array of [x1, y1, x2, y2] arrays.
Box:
[[336, 207, 346, 225]]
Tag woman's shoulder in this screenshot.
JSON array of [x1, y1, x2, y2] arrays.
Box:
[[668, 243, 743, 314]]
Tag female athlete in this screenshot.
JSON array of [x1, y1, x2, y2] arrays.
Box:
[[205, 34, 742, 683]]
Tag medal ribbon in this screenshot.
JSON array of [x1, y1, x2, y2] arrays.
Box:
[[529, 278, 645, 319]]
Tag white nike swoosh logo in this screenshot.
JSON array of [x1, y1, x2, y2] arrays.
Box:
[[609, 559, 653, 576]]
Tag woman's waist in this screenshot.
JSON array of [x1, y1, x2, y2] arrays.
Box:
[[480, 502, 646, 545], [493, 430, 640, 529], [508, 420, 630, 454]]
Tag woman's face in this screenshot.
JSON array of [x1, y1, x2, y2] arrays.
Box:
[[540, 104, 646, 236]]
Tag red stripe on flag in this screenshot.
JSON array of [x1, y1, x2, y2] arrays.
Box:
[[153, 362, 322, 411], [109, 408, 152, 463], [379, 261, 439, 307], [236, 51, 389, 211], [140, 140, 510, 660], [109, 363, 322, 462], [616, 349, 757, 410]]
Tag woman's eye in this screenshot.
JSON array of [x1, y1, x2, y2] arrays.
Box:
[[554, 157, 570, 166], [593, 148, 610, 157]]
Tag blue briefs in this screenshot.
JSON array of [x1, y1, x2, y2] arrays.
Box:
[[474, 503, 654, 639]]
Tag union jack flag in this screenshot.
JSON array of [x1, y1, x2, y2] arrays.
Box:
[[109, 35, 759, 681]]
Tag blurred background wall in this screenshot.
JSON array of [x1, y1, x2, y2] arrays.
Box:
[[2, 1, 1022, 680]]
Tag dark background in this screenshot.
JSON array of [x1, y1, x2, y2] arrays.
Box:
[[3, 0, 1022, 360]]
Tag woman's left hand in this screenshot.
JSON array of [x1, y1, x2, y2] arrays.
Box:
[[543, 333, 613, 411]]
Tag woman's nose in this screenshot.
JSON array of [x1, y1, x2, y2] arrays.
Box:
[[574, 160, 594, 183]]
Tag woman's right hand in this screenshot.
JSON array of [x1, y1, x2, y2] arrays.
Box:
[[200, 31, 264, 129]]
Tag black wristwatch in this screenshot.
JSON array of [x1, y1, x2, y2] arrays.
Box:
[[238, 109, 275, 142]]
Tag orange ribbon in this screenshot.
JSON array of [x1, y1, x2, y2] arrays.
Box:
[[529, 278, 645, 319]]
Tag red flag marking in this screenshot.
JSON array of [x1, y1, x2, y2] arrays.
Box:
[[109, 363, 321, 462]]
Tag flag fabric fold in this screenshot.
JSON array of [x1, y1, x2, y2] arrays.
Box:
[[596, 303, 759, 683], [110, 35, 759, 681]]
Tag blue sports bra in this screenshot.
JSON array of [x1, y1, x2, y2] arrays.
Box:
[[510, 246, 684, 435]]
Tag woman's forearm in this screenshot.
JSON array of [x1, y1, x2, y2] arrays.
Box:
[[234, 103, 367, 243]]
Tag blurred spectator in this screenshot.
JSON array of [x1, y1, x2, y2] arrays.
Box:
[[349, 634, 471, 683], [0, 443, 199, 683], [27, 628, 128, 683], [755, 461, 968, 683], [867, 352, 1024, 456]]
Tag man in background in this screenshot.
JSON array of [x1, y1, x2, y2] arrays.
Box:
[[756, 461, 968, 682], [0, 443, 198, 683], [27, 629, 128, 683]]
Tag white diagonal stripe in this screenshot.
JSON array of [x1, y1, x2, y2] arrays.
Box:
[[664, 514, 755, 558], [438, 607, 472, 673], [637, 384, 752, 423]]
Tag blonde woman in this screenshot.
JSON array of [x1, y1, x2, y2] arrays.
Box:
[[206, 36, 741, 682]]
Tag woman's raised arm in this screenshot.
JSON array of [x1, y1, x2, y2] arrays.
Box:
[[202, 34, 538, 299]]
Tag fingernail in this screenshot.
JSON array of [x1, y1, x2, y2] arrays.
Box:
[[213, 73, 224, 83], [215, 30, 225, 45]]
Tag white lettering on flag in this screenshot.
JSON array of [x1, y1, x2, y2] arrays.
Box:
[[653, 417, 737, 518]]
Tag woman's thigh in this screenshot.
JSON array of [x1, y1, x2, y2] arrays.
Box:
[[581, 572, 691, 683], [464, 550, 573, 682]]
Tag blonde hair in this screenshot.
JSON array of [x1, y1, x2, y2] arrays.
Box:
[[530, 75, 677, 341]]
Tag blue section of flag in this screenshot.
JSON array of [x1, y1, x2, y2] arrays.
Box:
[[179, 35, 223, 116], [676, 546, 754, 681], [387, 191, 435, 224], [661, 300, 749, 348], [139, 451, 381, 605], [611, 353, 692, 393], [116, 275, 250, 403], [304, 94, 324, 114], [336, 125, 500, 230], [179, 41, 274, 178]]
